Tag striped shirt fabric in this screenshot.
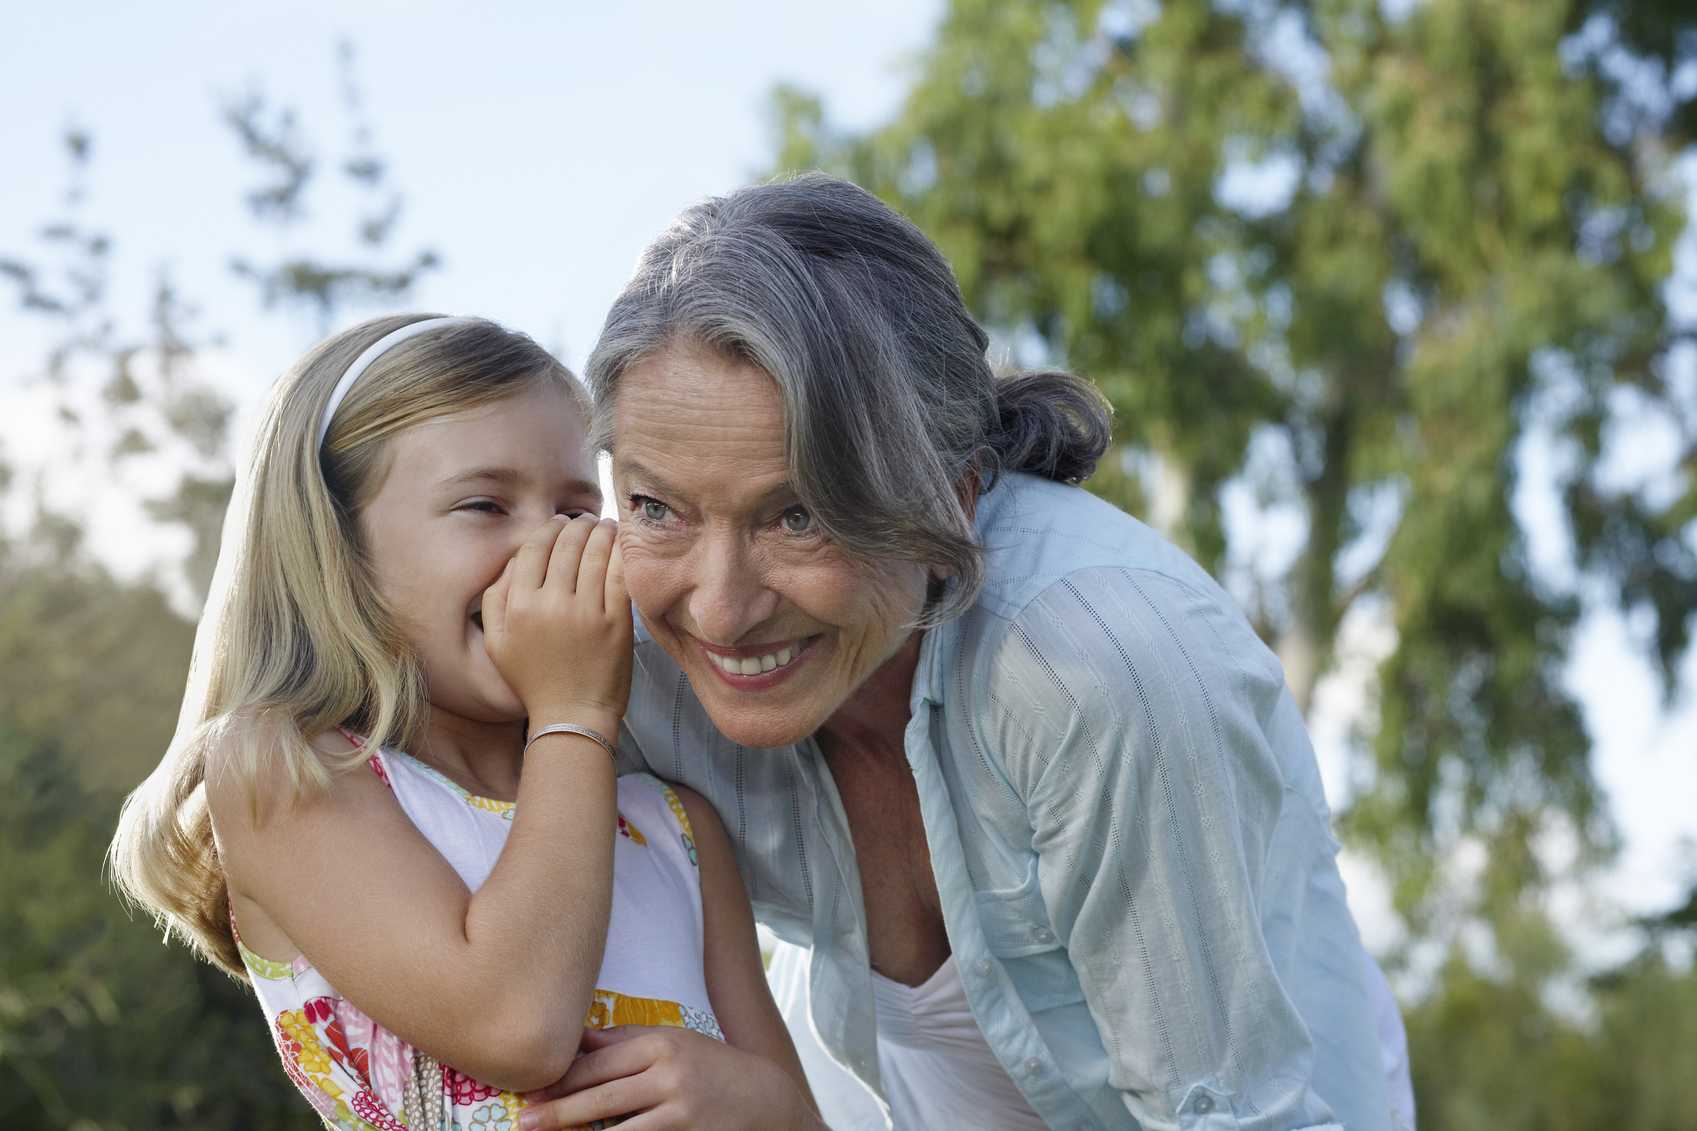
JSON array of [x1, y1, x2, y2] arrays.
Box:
[[615, 472, 1391, 1131]]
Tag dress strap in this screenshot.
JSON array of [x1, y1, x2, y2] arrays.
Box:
[[336, 725, 393, 791], [627, 772, 699, 869]]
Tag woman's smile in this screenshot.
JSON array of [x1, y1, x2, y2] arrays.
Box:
[[697, 635, 818, 682]]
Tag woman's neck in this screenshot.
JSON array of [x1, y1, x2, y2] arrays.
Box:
[[412, 710, 528, 802], [817, 630, 923, 765]]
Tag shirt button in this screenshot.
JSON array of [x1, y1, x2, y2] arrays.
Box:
[[1033, 926, 1054, 943], [1024, 1056, 1043, 1075], [1195, 1095, 1214, 1114], [974, 958, 993, 977]]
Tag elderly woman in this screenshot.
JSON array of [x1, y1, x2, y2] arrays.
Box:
[[580, 174, 1400, 1131]]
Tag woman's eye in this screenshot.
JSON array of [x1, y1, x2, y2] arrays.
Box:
[[640, 498, 672, 522], [779, 506, 815, 533]]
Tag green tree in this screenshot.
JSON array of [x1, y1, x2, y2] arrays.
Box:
[[0, 48, 441, 1127], [1401, 936, 1697, 1131], [0, 698, 317, 1130], [775, 0, 1696, 948]]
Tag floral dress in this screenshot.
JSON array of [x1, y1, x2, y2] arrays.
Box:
[[235, 740, 723, 1131]]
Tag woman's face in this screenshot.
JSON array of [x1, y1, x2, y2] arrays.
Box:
[[360, 384, 602, 728], [612, 344, 930, 749]]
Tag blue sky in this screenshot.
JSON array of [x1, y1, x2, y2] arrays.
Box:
[[2, 0, 1692, 963], [0, 0, 942, 377]]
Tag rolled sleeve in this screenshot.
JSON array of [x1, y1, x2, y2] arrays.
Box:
[[983, 566, 1343, 1131]]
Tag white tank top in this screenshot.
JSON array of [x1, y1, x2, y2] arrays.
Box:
[[236, 745, 721, 1131], [872, 960, 1049, 1131]]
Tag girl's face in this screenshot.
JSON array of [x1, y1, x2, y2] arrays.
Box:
[[360, 384, 601, 729]]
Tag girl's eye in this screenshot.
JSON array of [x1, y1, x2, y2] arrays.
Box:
[[460, 500, 505, 515], [779, 505, 815, 533]]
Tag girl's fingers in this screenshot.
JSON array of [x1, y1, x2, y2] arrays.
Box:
[[575, 1023, 649, 1052], [520, 1025, 644, 1107], [574, 518, 618, 598], [520, 1035, 657, 1131], [522, 1077, 649, 1131], [555, 1027, 656, 1093], [603, 532, 629, 618], [543, 514, 601, 594], [512, 515, 572, 595], [482, 557, 515, 638]]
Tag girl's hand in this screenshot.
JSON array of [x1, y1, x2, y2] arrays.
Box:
[[483, 514, 633, 740], [517, 1026, 826, 1131]]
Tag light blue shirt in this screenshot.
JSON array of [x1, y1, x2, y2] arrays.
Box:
[[616, 473, 1391, 1131]]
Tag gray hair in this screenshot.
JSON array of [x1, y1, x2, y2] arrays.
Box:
[[586, 172, 1109, 625]]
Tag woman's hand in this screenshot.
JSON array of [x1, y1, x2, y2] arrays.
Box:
[[483, 514, 633, 740], [517, 1026, 826, 1131]]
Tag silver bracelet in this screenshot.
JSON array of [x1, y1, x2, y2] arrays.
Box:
[[524, 722, 618, 761]]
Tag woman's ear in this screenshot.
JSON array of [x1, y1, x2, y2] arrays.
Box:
[[928, 465, 985, 586], [955, 463, 982, 524]]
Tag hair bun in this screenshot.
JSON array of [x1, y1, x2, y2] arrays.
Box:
[[987, 370, 1113, 486]]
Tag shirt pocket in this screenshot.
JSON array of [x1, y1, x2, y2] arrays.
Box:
[[972, 860, 1087, 1013]]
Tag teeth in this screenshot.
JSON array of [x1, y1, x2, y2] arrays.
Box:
[[710, 644, 799, 676]]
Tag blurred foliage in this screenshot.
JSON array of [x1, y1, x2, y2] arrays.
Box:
[[0, 46, 438, 1128], [0, 514, 194, 792], [226, 40, 440, 337], [0, 171, 319, 1131], [1404, 942, 1697, 1131], [1, 128, 235, 613], [774, 0, 1697, 953], [0, 497, 318, 1127], [0, 629, 317, 1130]]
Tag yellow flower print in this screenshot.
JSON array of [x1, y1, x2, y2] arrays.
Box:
[[296, 1041, 334, 1078], [277, 1009, 336, 1077], [585, 989, 684, 1030], [277, 1009, 314, 1046]]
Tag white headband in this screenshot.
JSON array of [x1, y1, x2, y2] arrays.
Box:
[[316, 317, 476, 450]]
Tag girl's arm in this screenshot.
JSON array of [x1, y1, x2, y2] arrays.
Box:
[[210, 515, 629, 1092], [516, 787, 826, 1131]]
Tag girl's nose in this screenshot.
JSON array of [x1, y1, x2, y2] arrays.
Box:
[[686, 532, 779, 644]]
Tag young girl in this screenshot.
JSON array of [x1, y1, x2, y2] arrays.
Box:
[[111, 314, 822, 1131]]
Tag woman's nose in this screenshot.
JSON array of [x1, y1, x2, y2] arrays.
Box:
[[687, 532, 779, 644]]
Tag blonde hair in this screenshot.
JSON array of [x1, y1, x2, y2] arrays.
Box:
[[111, 313, 588, 977]]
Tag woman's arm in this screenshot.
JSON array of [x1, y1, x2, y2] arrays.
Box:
[[986, 566, 1379, 1131], [211, 515, 629, 1092], [515, 787, 826, 1131]]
